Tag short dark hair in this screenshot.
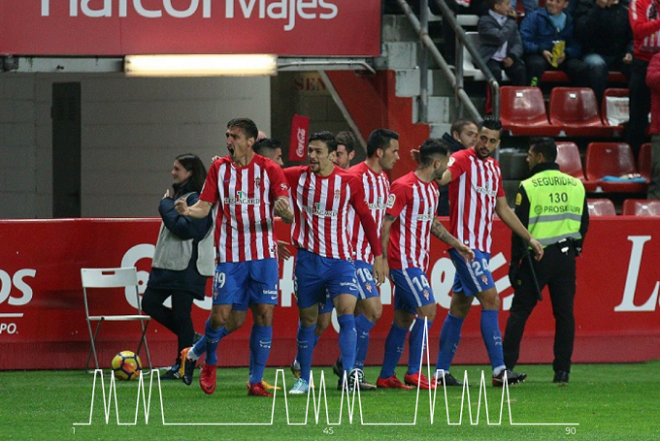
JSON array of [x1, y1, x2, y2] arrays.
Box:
[[366, 128, 399, 157], [308, 131, 338, 153], [450, 119, 477, 137], [253, 138, 282, 156], [226, 118, 258, 141], [479, 117, 502, 133], [175, 153, 207, 193], [336, 131, 357, 154], [419, 138, 449, 166], [530, 137, 558, 162], [487, 0, 506, 9]]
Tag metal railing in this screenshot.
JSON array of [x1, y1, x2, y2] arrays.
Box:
[[394, 0, 500, 124]]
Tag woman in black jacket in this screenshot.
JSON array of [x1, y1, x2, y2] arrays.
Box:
[[142, 153, 214, 379]]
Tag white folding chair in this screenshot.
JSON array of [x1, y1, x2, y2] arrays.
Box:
[[81, 267, 152, 370]]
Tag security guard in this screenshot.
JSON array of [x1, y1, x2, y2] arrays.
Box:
[[502, 137, 589, 384]]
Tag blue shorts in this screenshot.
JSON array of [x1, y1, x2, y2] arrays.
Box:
[[450, 248, 495, 296], [354, 260, 380, 301], [212, 259, 279, 310], [318, 291, 334, 314], [294, 249, 359, 309], [390, 267, 435, 314]]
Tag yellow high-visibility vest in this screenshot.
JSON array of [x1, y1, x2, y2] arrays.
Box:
[[519, 169, 586, 248]]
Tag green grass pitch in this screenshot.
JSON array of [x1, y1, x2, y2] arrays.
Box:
[[1, 362, 659, 440]]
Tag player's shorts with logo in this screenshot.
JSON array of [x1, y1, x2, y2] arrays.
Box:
[[449, 248, 495, 296], [390, 267, 435, 314], [294, 249, 359, 309], [354, 259, 379, 300], [212, 258, 279, 309]]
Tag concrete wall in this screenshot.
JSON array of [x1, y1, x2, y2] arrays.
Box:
[[0, 73, 270, 218]]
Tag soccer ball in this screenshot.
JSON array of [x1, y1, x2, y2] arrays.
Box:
[[111, 351, 142, 381]]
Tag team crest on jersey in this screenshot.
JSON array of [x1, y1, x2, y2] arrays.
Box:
[[481, 275, 488, 285], [335, 189, 341, 199], [254, 177, 261, 187], [423, 289, 430, 300], [386, 194, 396, 208], [365, 282, 373, 293]]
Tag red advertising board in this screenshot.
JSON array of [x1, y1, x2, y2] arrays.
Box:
[[0, 217, 658, 370], [0, 0, 381, 56]]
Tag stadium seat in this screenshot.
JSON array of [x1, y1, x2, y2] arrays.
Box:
[[602, 88, 628, 136], [549, 87, 615, 137], [638, 143, 652, 181], [587, 198, 617, 216], [81, 267, 152, 371], [539, 71, 627, 83], [556, 141, 586, 180], [500, 86, 560, 136], [602, 88, 629, 124], [622, 199, 660, 216], [584, 142, 649, 193], [462, 32, 510, 81]]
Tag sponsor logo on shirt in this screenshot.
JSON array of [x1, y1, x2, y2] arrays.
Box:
[[476, 182, 497, 197], [367, 196, 387, 210], [302, 203, 338, 218], [386, 194, 396, 208], [224, 190, 261, 205], [415, 211, 436, 221]]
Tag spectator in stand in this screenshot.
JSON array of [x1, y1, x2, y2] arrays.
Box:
[[574, 0, 633, 103], [478, 0, 528, 86], [646, 51, 660, 199], [520, 0, 592, 88], [628, 0, 660, 160], [438, 120, 479, 216], [435, 0, 488, 66], [510, 0, 540, 16]]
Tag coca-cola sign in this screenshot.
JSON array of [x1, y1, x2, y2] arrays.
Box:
[[1, 0, 381, 56], [289, 114, 309, 161]]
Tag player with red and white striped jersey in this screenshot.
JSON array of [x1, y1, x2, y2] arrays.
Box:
[[377, 139, 474, 391], [284, 131, 384, 395], [327, 129, 400, 390], [435, 118, 543, 387], [175, 118, 293, 398], [289, 129, 400, 391], [204, 154, 287, 262]]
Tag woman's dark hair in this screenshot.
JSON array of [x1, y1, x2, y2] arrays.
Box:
[[175, 153, 207, 193]]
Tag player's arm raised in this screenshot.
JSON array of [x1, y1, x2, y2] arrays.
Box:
[[495, 196, 544, 260], [431, 217, 474, 262]]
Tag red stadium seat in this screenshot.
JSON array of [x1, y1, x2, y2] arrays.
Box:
[[638, 143, 652, 181], [500, 87, 560, 136], [601, 88, 628, 136], [622, 199, 660, 216], [541, 71, 570, 82], [540, 71, 626, 83], [587, 198, 617, 216], [584, 142, 649, 193], [555, 141, 586, 180], [549, 87, 615, 137]]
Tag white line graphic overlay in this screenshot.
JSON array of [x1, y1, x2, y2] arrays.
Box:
[[74, 319, 579, 426]]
